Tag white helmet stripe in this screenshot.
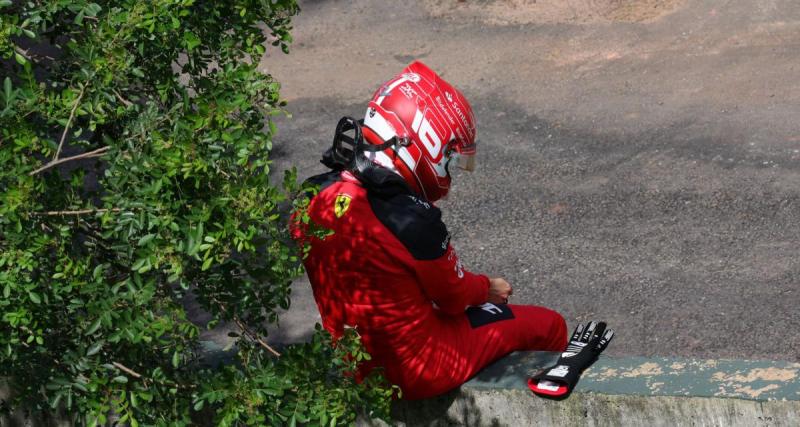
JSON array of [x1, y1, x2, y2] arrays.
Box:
[[363, 109, 398, 141], [375, 77, 409, 106], [397, 146, 417, 170], [363, 106, 417, 172]]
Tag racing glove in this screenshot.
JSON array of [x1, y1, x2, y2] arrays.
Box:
[[528, 321, 614, 400]]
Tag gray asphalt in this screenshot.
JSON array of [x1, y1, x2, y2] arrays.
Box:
[[259, 0, 800, 362]]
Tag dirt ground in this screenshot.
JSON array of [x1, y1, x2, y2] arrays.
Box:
[[259, 0, 800, 362], [421, 0, 687, 25]]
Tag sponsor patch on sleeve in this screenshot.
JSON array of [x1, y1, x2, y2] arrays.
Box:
[[465, 303, 515, 328]]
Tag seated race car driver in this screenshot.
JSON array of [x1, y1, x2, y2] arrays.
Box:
[[291, 61, 572, 400]]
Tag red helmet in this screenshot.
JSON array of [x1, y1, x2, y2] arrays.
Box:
[[361, 61, 477, 201]]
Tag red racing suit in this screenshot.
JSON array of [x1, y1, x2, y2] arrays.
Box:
[[291, 166, 567, 399]]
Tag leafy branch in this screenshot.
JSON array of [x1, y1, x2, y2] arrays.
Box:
[[30, 208, 121, 216], [233, 316, 281, 358], [29, 146, 109, 176], [54, 83, 86, 160]]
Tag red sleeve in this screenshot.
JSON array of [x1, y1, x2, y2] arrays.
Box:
[[413, 245, 489, 314]]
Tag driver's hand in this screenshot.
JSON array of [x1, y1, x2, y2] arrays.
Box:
[[488, 277, 513, 305]]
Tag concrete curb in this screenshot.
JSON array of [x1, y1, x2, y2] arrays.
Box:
[[362, 351, 800, 426], [380, 389, 799, 427]]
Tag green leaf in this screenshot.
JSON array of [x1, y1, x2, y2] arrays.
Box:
[[0, 0, 12, 8], [3, 77, 11, 101], [184, 32, 201, 50], [172, 351, 180, 368], [137, 233, 156, 246], [112, 375, 128, 384], [86, 318, 102, 335], [85, 3, 102, 17], [28, 292, 41, 304], [86, 341, 103, 356], [50, 392, 63, 409], [92, 264, 105, 280]]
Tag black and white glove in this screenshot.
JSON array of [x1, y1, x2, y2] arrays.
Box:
[[528, 321, 614, 400]]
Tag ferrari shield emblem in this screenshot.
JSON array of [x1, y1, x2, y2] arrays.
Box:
[[334, 194, 352, 218]]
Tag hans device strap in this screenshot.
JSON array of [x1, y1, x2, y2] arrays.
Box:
[[321, 116, 401, 172]]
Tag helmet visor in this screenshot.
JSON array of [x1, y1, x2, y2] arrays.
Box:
[[456, 152, 476, 172], [446, 151, 476, 175]]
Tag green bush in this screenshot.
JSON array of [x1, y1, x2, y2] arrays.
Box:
[[0, 1, 394, 425]]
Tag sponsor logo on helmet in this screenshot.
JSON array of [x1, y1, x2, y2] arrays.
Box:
[[435, 95, 455, 125], [449, 98, 471, 135], [368, 108, 376, 118], [402, 72, 421, 83], [435, 92, 471, 136], [334, 194, 352, 218], [399, 83, 417, 100]]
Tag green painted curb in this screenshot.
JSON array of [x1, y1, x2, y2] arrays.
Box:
[[467, 351, 800, 402]]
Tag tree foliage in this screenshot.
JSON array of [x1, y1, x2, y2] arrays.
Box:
[[0, 1, 394, 424]]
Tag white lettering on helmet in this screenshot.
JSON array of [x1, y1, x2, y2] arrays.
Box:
[[450, 99, 471, 134], [435, 95, 455, 124], [399, 83, 417, 100], [436, 94, 471, 142]]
